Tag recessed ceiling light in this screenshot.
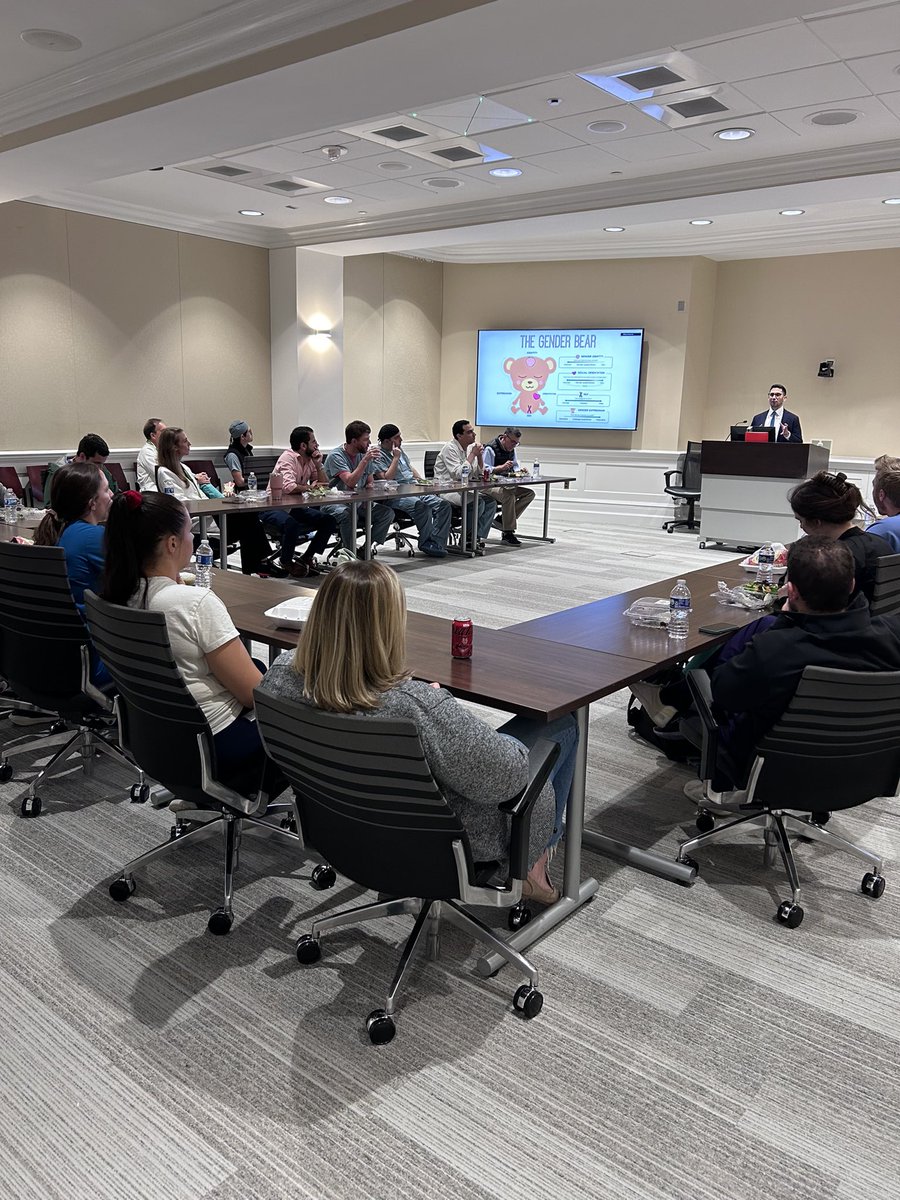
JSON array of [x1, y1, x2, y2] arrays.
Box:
[[323, 195, 353, 204], [378, 160, 412, 172], [882, 197, 900, 205], [779, 208, 805, 216], [604, 226, 625, 232], [358, 210, 368, 215], [808, 109, 858, 126], [715, 127, 754, 141], [587, 120, 628, 135], [610, 170, 624, 176], [689, 219, 713, 226], [422, 176, 462, 189], [20, 28, 82, 51], [489, 166, 522, 177], [547, 97, 562, 106], [238, 209, 263, 217]]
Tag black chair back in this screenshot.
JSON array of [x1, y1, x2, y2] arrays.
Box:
[[871, 552, 900, 617], [186, 459, 222, 491], [25, 465, 48, 506], [83, 591, 238, 806], [0, 543, 92, 714], [424, 451, 439, 479], [254, 690, 474, 898], [682, 441, 702, 492], [754, 666, 900, 811], [106, 462, 130, 493]]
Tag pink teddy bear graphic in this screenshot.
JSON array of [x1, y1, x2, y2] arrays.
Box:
[[503, 355, 557, 416]]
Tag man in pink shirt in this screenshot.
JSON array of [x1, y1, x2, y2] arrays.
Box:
[[268, 426, 339, 577]]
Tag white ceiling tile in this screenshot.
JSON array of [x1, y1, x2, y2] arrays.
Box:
[[412, 96, 531, 135], [349, 179, 446, 202], [224, 147, 308, 172], [772, 94, 900, 141], [457, 158, 559, 184], [603, 130, 712, 163], [807, 5, 900, 59], [487, 75, 623, 119], [290, 162, 384, 187], [481, 123, 585, 157], [400, 175, 499, 198], [521, 144, 634, 176], [678, 111, 801, 150], [735, 62, 873, 111], [845, 50, 900, 96], [548, 104, 665, 141], [275, 132, 365, 156], [686, 23, 838, 81], [877, 91, 900, 118]]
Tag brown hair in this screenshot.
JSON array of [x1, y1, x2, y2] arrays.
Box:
[[157, 427, 188, 483], [789, 471, 872, 526], [33, 463, 103, 546], [786, 536, 854, 613], [293, 560, 409, 712], [874, 468, 900, 510], [102, 491, 189, 606]]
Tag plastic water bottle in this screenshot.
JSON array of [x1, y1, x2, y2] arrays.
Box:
[[247, 471, 257, 497], [2, 486, 17, 525], [195, 538, 213, 589], [756, 542, 775, 585], [532, 461, 541, 478], [459, 462, 471, 487], [668, 578, 691, 640]]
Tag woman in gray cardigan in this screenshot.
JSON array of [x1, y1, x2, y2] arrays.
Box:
[[259, 560, 577, 904]]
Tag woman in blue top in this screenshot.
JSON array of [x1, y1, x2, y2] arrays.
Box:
[[33, 462, 112, 607]]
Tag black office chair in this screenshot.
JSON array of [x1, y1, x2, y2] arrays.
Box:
[[83, 591, 327, 933], [676, 666, 900, 928], [663, 442, 702, 532], [423, 450, 464, 549], [254, 689, 558, 1044], [871, 552, 900, 616], [0, 543, 144, 816]]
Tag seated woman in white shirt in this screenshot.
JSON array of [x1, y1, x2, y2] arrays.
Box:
[[101, 490, 281, 793], [155, 427, 272, 576]]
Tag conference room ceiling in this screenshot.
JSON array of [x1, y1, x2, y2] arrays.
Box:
[[2, 0, 900, 262]]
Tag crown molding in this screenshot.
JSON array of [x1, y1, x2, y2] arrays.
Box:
[[0, 0, 410, 136]]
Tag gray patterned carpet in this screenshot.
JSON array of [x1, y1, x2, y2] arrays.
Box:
[[1, 522, 898, 1200]]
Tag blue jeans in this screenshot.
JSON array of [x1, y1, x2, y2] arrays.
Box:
[[497, 713, 578, 850], [330, 499, 393, 551], [389, 495, 452, 549], [264, 506, 337, 565]]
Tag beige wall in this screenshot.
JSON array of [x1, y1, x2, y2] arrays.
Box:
[[343, 253, 442, 440], [0, 201, 270, 452], [704, 249, 900, 457], [439, 257, 712, 450]]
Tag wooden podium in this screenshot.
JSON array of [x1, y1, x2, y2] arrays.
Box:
[[698, 441, 829, 549]]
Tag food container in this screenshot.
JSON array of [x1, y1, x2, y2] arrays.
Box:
[[623, 598, 670, 628]]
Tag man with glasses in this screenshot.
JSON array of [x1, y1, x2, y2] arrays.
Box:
[[434, 419, 497, 555], [483, 426, 534, 546], [750, 384, 803, 443]]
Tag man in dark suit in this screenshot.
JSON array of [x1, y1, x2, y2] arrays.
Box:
[[750, 383, 803, 442]]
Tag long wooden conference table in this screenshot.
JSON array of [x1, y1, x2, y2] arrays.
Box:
[[186, 473, 574, 566], [213, 555, 759, 974]]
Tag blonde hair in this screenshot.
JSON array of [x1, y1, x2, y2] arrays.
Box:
[[874, 454, 900, 472], [294, 560, 409, 712]]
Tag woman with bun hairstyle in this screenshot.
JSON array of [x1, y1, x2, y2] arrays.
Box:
[[33, 462, 112, 608], [102, 490, 281, 789], [789, 470, 892, 602], [156, 426, 274, 577], [259, 559, 578, 904]]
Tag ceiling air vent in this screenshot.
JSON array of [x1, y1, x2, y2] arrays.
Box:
[[265, 179, 312, 193], [667, 96, 728, 118], [617, 65, 684, 90], [431, 145, 482, 162], [370, 124, 428, 142], [204, 164, 251, 177]]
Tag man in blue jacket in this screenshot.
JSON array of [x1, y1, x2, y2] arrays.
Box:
[[750, 383, 803, 443]]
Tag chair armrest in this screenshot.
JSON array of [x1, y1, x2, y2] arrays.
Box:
[[663, 469, 683, 487], [684, 669, 719, 781], [499, 738, 560, 881]]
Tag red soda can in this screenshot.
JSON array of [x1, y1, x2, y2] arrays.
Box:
[[451, 618, 473, 659], [482, 467, 490, 482]]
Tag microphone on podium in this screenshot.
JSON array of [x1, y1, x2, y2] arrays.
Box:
[[726, 420, 748, 441]]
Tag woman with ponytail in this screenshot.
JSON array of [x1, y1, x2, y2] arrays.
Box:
[[102, 491, 281, 789], [789, 471, 892, 602], [33, 462, 112, 607]]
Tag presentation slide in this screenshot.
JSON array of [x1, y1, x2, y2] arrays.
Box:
[[475, 328, 644, 431]]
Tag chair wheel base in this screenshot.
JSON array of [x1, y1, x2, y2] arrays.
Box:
[[776, 901, 804, 928], [861, 872, 886, 899], [311, 864, 336, 890], [507, 902, 532, 932], [207, 908, 233, 936], [109, 874, 136, 902], [512, 985, 543, 1020], [20, 795, 41, 817], [366, 1009, 396, 1045], [295, 934, 322, 964], [0, 759, 12, 783], [280, 815, 297, 833], [676, 855, 699, 885], [130, 783, 151, 803]]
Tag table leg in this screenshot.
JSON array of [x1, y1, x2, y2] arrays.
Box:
[[350, 500, 358, 557], [364, 498, 373, 561], [511, 481, 556, 545], [476, 704, 599, 977], [219, 512, 229, 569]]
